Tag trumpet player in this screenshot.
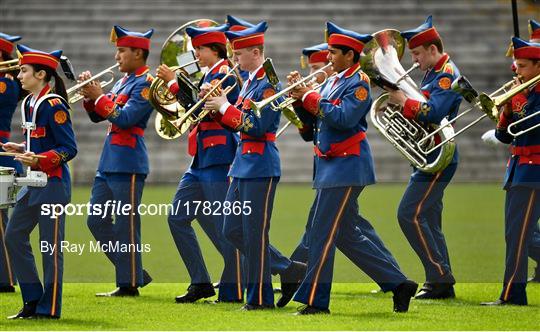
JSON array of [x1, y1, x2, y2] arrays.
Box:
[[288, 43, 401, 281], [0, 32, 24, 294], [79, 25, 154, 297], [482, 37, 540, 306], [204, 21, 306, 310], [286, 22, 417, 315], [155, 23, 245, 304], [386, 15, 463, 300]]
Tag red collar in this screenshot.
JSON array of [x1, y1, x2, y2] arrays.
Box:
[[34, 84, 51, 100], [134, 65, 150, 77], [433, 53, 450, 72], [255, 66, 266, 80], [343, 63, 361, 78], [210, 59, 228, 75]]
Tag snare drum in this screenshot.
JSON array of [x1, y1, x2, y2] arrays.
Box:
[[0, 166, 17, 208]]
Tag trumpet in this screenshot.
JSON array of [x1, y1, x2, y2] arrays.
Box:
[[67, 64, 119, 104], [250, 62, 333, 115], [275, 73, 331, 138], [0, 59, 19, 73], [172, 64, 240, 132]]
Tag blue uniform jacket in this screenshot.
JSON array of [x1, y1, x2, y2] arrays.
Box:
[[182, 59, 240, 170], [300, 63, 376, 189], [217, 65, 282, 178], [83, 65, 153, 174], [495, 83, 540, 189], [19, 88, 77, 205], [402, 54, 462, 165], [0, 75, 22, 173]]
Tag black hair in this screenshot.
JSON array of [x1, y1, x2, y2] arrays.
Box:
[[29, 64, 68, 100], [1, 51, 27, 100], [333, 45, 360, 63], [205, 43, 228, 59], [129, 47, 149, 61]]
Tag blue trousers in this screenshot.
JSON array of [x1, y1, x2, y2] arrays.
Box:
[[397, 163, 457, 282], [223, 177, 291, 306], [168, 165, 243, 301], [294, 186, 407, 309], [5, 195, 64, 317], [87, 172, 146, 288], [0, 208, 16, 287], [499, 187, 540, 305], [290, 196, 400, 270]]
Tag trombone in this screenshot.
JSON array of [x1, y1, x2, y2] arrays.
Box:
[[67, 64, 119, 104], [417, 73, 540, 154], [503, 73, 540, 137], [173, 63, 239, 131], [250, 62, 333, 115], [0, 59, 19, 73]]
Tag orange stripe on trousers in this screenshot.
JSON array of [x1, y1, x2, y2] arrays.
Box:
[[412, 172, 445, 276], [503, 190, 536, 301], [308, 187, 352, 306], [130, 174, 136, 288], [258, 177, 273, 305], [50, 216, 59, 317], [235, 249, 242, 300]]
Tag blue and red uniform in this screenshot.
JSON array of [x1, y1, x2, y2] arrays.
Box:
[[166, 23, 244, 302], [492, 37, 540, 305], [84, 25, 154, 289], [292, 22, 409, 311], [290, 43, 401, 273], [397, 16, 462, 291], [0, 32, 22, 291], [5, 43, 77, 319], [214, 21, 293, 307]]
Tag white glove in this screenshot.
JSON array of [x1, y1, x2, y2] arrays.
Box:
[[481, 129, 501, 147]]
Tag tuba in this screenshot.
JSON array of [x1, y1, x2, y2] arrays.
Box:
[[365, 29, 455, 173], [150, 19, 217, 139]]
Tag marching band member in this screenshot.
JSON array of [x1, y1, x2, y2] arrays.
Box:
[[287, 22, 417, 315], [4, 44, 77, 319], [205, 21, 306, 310], [387, 15, 463, 299], [225, 15, 255, 82], [155, 23, 244, 303], [482, 37, 540, 306], [79, 25, 154, 297], [0, 32, 23, 294], [289, 43, 401, 276]]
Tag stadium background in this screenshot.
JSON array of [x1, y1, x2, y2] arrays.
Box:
[[2, 0, 539, 184]]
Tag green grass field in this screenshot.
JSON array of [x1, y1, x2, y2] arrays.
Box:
[[1, 183, 539, 330]]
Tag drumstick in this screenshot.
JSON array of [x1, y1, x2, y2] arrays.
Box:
[[0, 152, 47, 159]]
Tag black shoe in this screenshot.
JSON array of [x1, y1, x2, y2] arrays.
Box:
[[7, 301, 38, 319], [96, 287, 139, 297], [528, 267, 540, 283], [175, 283, 215, 303], [0, 285, 15, 293], [277, 261, 307, 308], [273, 287, 282, 293], [31, 314, 60, 320], [392, 280, 418, 312], [294, 305, 330, 315], [240, 303, 275, 311], [415, 273, 455, 300], [141, 269, 152, 288]]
